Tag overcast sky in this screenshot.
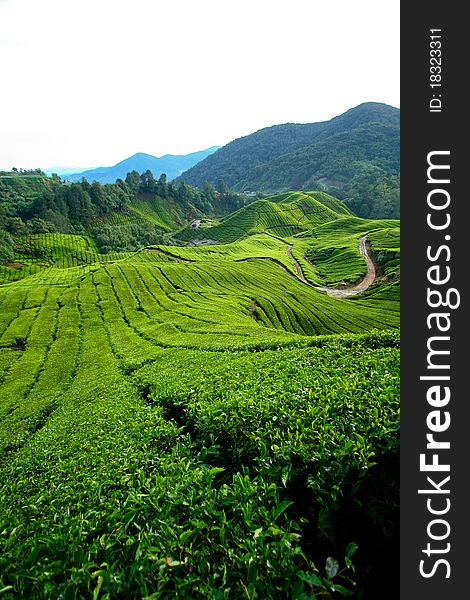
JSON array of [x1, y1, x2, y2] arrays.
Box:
[[0, 0, 399, 170]]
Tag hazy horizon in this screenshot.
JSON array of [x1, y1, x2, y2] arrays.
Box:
[[0, 0, 400, 171], [40, 145, 222, 175]]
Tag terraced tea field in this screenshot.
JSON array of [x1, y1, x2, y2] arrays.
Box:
[[0, 234, 134, 285], [176, 191, 353, 244], [0, 192, 400, 598]]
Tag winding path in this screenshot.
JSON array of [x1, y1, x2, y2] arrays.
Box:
[[287, 236, 377, 298], [286, 245, 309, 284]]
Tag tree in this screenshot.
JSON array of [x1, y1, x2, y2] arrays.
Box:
[[167, 181, 178, 198], [177, 181, 191, 207], [203, 180, 216, 204], [125, 170, 141, 194], [26, 217, 56, 234], [156, 173, 168, 198], [0, 230, 14, 264], [5, 216, 27, 236], [140, 170, 156, 193], [89, 181, 107, 214], [63, 183, 95, 222], [216, 178, 229, 197]]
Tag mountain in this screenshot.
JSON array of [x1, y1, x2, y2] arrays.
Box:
[[63, 146, 220, 184], [44, 166, 95, 176], [178, 103, 400, 218]]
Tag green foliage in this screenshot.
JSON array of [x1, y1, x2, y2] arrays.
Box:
[[0, 310, 398, 598], [0, 173, 241, 258], [0, 173, 133, 238], [0, 230, 14, 264], [179, 103, 400, 218], [176, 191, 352, 245], [0, 233, 135, 285], [339, 171, 400, 220], [127, 194, 186, 231], [0, 167, 400, 598], [367, 227, 401, 276], [125, 169, 141, 193], [89, 222, 162, 253], [298, 216, 400, 285]]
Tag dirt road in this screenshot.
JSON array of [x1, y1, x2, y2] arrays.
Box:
[[314, 236, 376, 297], [286, 245, 309, 284], [284, 236, 376, 297]]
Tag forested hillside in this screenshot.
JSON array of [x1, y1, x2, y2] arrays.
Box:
[[179, 103, 400, 219], [0, 171, 251, 263]]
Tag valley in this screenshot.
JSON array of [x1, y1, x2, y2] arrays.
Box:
[[0, 105, 400, 599]]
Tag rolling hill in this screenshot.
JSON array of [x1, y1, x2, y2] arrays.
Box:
[[176, 190, 353, 244], [63, 146, 220, 184], [1, 133, 400, 597]]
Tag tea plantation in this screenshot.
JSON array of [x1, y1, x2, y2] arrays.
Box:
[[0, 192, 400, 599]]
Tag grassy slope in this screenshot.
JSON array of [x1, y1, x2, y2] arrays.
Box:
[[127, 194, 186, 231], [294, 216, 400, 285], [0, 233, 133, 285], [172, 190, 399, 289], [0, 191, 400, 598], [175, 191, 352, 244]]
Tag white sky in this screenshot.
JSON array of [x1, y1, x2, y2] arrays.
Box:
[[0, 0, 400, 170]]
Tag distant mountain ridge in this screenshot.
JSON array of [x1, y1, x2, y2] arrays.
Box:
[[178, 103, 400, 218], [63, 147, 220, 184], [44, 166, 94, 176]]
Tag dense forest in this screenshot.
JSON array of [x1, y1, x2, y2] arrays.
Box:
[[179, 103, 400, 219], [0, 171, 251, 263]]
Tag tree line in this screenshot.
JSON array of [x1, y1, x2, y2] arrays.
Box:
[[0, 171, 253, 262]]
